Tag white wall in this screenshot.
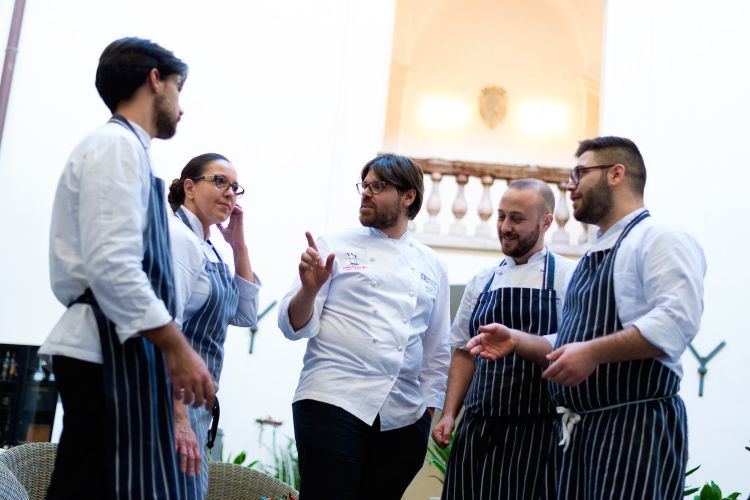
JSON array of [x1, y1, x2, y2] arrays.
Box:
[[601, 0, 750, 493], [0, 0, 395, 462]]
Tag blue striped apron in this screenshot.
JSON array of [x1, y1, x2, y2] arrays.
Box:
[[175, 208, 239, 500], [70, 115, 186, 499], [443, 252, 559, 500], [548, 210, 687, 500]]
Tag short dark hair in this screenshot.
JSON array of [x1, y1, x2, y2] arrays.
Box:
[[575, 136, 646, 195], [508, 178, 555, 214], [168, 153, 229, 212], [95, 37, 188, 113], [360, 154, 424, 219]]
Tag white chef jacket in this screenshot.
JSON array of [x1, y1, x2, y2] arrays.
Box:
[[41, 119, 172, 364], [278, 227, 451, 431], [586, 208, 706, 378]]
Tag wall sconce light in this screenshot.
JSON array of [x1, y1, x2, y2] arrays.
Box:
[[479, 86, 508, 129]]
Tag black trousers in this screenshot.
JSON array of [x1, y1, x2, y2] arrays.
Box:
[[292, 399, 431, 500], [46, 356, 106, 500]]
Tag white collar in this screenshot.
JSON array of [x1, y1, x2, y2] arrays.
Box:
[[503, 246, 548, 268], [366, 226, 412, 242], [589, 207, 648, 252], [177, 206, 207, 241]]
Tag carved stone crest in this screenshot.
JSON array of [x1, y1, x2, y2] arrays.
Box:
[[479, 86, 508, 129]]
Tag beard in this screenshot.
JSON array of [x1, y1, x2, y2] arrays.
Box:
[[359, 202, 400, 231], [574, 173, 613, 225], [500, 223, 541, 259], [153, 94, 178, 139]]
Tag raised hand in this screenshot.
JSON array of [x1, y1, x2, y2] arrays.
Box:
[[299, 231, 335, 292], [217, 203, 245, 250], [466, 323, 515, 360]]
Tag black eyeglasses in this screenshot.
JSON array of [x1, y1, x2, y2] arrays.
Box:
[[356, 181, 391, 195], [192, 174, 245, 197], [569, 164, 616, 185]]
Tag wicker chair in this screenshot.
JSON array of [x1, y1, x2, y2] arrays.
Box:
[[0, 442, 56, 500], [207, 461, 298, 499]]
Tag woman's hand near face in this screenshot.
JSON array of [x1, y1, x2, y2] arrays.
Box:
[[219, 203, 254, 283], [218, 203, 246, 250]]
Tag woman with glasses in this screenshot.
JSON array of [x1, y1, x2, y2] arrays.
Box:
[[167, 153, 260, 499]]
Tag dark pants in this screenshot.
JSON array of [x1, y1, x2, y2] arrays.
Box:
[[293, 399, 431, 500], [46, 356, 106, 500]]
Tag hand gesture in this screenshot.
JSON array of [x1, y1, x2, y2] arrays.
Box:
[[542, 342, 597, 386], [466, 323, 515, 360], [174, 414, 201, 476], [299, 231, 334, 293], [168, 342, 216, 411], [431, 414, 455, 449], [217, 203, 245, 250]]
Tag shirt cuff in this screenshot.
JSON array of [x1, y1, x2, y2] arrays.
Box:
[[631, 312, 688, 364], [114, 300, 173, 343], [278, 300, 320, 339], [236, 273, 262, 295]]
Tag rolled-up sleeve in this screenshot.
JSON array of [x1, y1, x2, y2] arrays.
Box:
[[623, 229, 706, 364], [232, 274, 261, 328], [449, 272, 483, 348], [418, 259, 451, 410], [79, 136, 172, 342]]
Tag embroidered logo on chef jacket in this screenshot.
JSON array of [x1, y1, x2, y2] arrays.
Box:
[[421, 273, 438, 295], [342, 251, 366, 271]]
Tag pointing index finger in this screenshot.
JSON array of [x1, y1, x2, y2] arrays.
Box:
[[305, 231, 318, 251]]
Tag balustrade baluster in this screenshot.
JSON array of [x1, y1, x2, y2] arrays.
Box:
[[552, 183, 570, 244], [423, 172, 442, 234], [475, 175, 495, 238], [450, 174, 469, 236]]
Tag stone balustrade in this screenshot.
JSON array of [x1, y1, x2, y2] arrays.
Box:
[[408, 157, 594, 257]]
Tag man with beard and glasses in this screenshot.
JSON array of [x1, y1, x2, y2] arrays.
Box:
[[433, 179, 575, 500], [278, 154, 450, 499], [467, 136, 706, 499], [41, 38, 214, 499]]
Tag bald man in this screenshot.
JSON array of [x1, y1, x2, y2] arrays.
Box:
[[433, 179, 575, 500]]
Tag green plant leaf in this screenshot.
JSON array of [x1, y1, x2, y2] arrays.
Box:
[[232, 451, 247, 465], [683, 487, 699, 496], [685, 465, 701, 477]]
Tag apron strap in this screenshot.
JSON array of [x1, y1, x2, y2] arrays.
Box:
[[68, 288, 96, 308], [206, 397, 221, 449], [480, 260, 507, 295], [542, 249, 556, 290]]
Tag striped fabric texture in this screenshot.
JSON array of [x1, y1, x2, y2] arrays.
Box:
[[443, 253, 559, 500], [548, 211, 687, 500]]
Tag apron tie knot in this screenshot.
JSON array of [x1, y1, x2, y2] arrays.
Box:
[[556, 406, 580, 452]]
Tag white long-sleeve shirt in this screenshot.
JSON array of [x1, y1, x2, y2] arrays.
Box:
[[278, 227, 451, 431], [41, 119, 172, 364], [170, 205, 260, 329], [449, 247, 576, 348], [587, 208, 706, 378]]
